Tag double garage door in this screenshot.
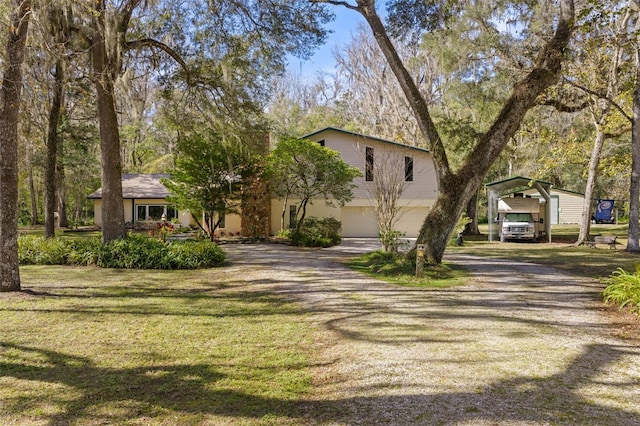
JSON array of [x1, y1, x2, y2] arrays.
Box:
[[340, 207, 427, 238]]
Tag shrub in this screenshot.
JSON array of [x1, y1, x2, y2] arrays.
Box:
[[291, 217, 341, 247], [603, 265, 640, 317], [66, 238, 106, 266], [18, 236, 69, 265], [378, 230, 408, 253], [18, 234, 225, 270], [167, 240, 226, 269]]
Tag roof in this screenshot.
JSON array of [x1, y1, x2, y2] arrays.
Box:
[[87, 174, 171, 199], [301, 127, 431, 154], [485, 176, 553, 195]]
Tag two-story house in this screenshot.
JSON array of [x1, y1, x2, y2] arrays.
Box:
[[88, 128, 439, 238], [270, 127, 439, 238]]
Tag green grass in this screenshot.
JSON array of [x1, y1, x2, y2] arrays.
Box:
[[0, 266, 314, 425], [453, 224, 638, 279], [454, 224, 640, 317], [346, 250, 468, 288]]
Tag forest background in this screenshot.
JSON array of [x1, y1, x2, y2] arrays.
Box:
[[1, 0, 638, 252]]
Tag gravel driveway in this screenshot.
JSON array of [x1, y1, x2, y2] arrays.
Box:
[[224, 239, 640, 425]]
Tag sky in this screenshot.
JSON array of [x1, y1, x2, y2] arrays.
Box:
[[287, 6, 365, 77]]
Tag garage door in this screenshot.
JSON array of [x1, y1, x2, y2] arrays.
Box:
[[340, 207, 379, 237]]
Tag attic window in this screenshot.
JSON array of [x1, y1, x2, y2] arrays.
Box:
[[317, 139, 325, 147], [366, 147, 374, 181]]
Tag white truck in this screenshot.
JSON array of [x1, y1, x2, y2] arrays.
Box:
[[497, 196, 545, 242]]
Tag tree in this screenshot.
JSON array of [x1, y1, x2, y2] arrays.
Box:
[[73, 0, 334, 243], [627, 0, 640, 252], [317, 0, 575, 264], [360, 147, 409, 251], [563, 1, 636, 246], [162, 132, 257, 241], [42, 3, 71, 237], [267, 137, 362, 231], [0, 0, 31, 292], [335, 24, 433, 145]]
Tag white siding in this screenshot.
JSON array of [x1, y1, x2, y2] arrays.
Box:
[[313, 129, 438, 202], [556, 191, 584, 224], [280, 129, 439, 238], [523, 188, 584, 224]]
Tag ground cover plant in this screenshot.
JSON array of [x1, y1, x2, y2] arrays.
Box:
[[0, 266, 314, 425], [17, 234, 225, 269], [603, 266, 640, 317], [347, 250, 468, 288]]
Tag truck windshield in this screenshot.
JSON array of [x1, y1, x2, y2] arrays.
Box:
[[504, 213, 533, 222]]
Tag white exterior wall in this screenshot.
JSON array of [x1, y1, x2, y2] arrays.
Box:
[[315, 130, 438, 201], [93, 199, 103, 227], [92, 198, 194, 229], [555, 191, 584, 224], [523, 188, 584, 224], [272, 129, 439, 238]]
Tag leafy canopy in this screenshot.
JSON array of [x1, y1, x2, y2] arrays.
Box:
[[162, 131, 257, 239], [267, 137, 362, 228]]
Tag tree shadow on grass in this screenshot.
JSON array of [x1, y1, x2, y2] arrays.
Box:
[[1, 342, 639, 425]]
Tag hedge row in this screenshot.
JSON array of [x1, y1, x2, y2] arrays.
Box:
[[18, 234, 225, 269]]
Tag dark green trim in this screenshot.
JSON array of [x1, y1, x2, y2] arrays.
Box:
[[301, 127, 431, 154]]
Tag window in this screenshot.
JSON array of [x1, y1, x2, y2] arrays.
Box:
[[136, 205, 176, 221], [317, 139, 325, 147], [365, 147, 374, 181], [405, 156, 414, 182]]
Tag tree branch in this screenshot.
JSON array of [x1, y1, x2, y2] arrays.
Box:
[[539, 98, 590, 113], [126, 38, 191, 84], [310, 0, 358, 11], [563, 77, 632, 122], [120, 0, 145, 33]]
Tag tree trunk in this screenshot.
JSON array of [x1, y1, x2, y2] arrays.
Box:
[[57, 162, 69, 228], [628, 67, 640, 253], [27, 156, 38, 225], [463, 190, 480, 236], [0, 0, 31, 292], [91, 0, 126, 243], [351, 0, 574, 263], [45, 59, 65, 238], [575, 126, 606, 246]]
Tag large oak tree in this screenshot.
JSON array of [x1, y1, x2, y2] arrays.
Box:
[[0, 0, 31, 292], [317, 0, 576, 264]]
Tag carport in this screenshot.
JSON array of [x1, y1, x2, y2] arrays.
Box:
[[486, 176, 553, 243]]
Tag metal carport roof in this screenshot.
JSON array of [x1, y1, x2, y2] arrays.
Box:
[[485, 176, 553, 243]]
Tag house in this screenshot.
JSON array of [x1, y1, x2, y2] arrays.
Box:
[[89, 128, 440, 238], [87, 174, 195, 229], [270, 127, 439, 237]]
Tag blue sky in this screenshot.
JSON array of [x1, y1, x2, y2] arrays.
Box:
[[288, 6, 365, 77]]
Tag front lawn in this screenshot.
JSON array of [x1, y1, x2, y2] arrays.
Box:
[[0, 266, 314, 425]]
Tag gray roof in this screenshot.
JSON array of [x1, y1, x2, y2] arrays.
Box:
[[301, 127, 431, 154], [87, 174, 171, 199]]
